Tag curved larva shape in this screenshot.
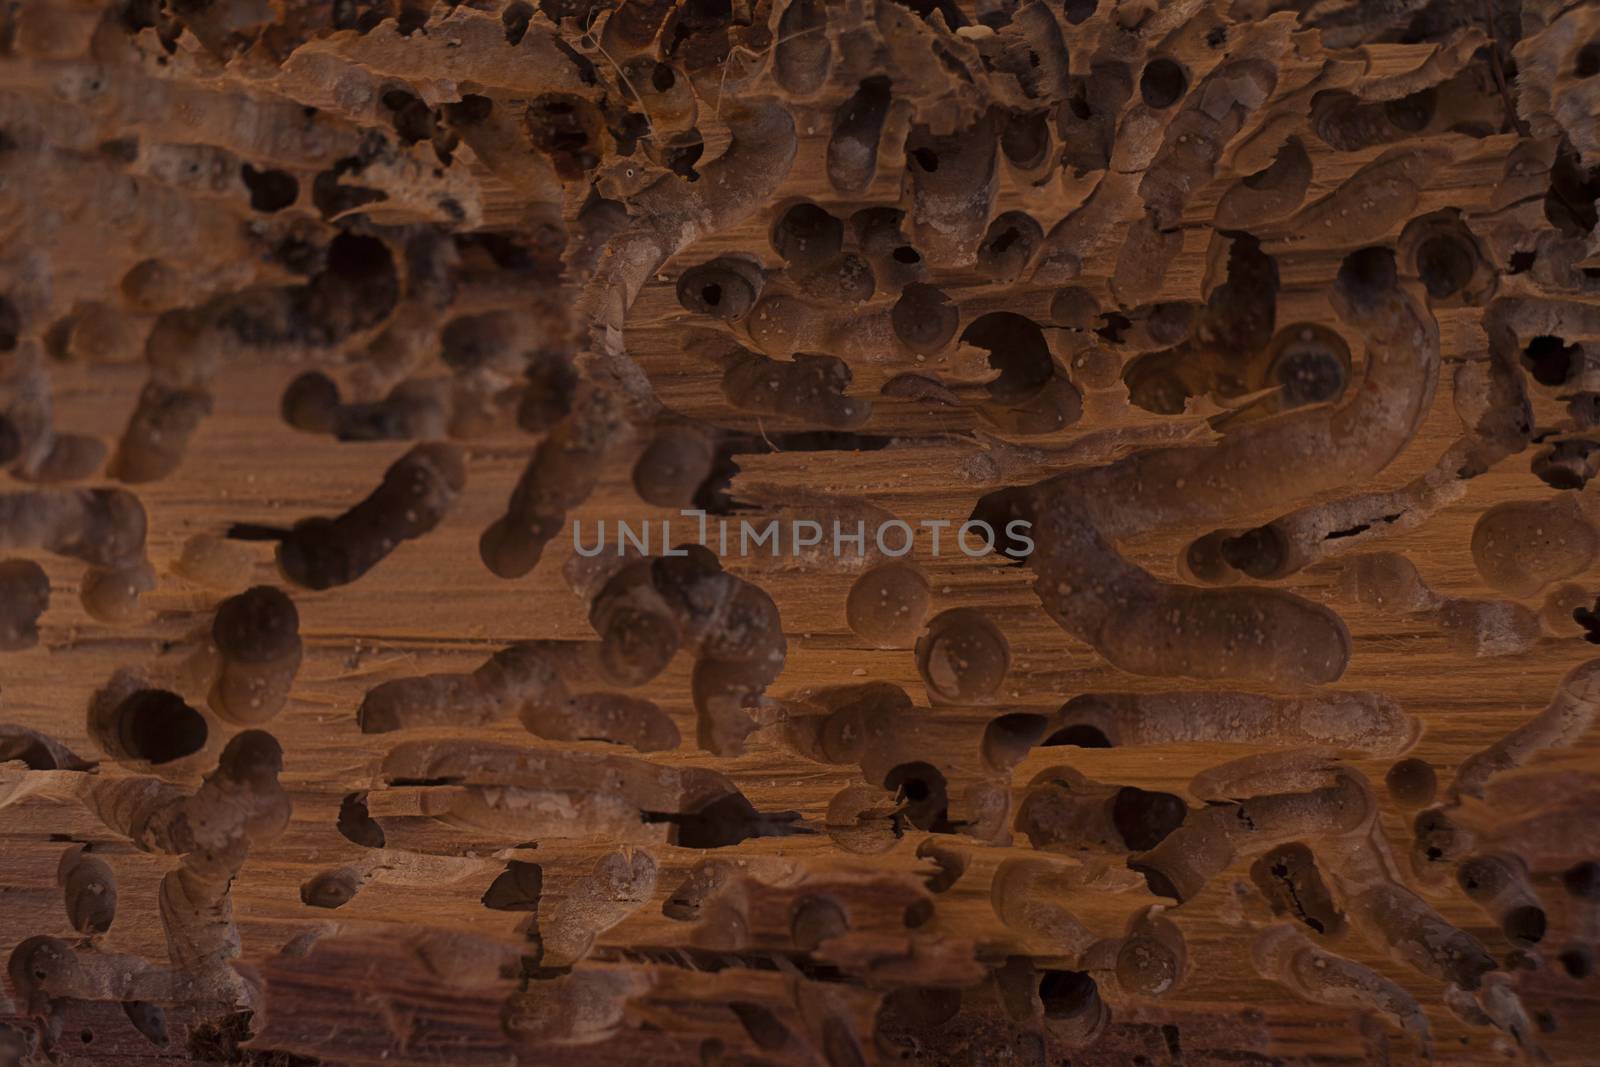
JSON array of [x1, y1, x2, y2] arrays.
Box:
[[1251, 926, 1430, 1045], [0, 487, 147, 568], [16, 731, 287, 1021], [903, 112, 999, 267], [1452, 658, 1600, 801], [159, 865, 247, 1005], [1215, 137, 1312, 229], [1326, 825, 1496, 990], [588, 550, 785, 756], [370, 738, 782, 848], [540, 849, 658, 967], [1131, 766, 1374, 902], [773, 0, 830, 98], [57, 844, 116, 936], [1040, 533, 1354, 685], [1455, 852, 1548, 947], [2, 341, 108, 483], [271, 442, 466, 590], [208, 586, 303, 726], [628, 100, 800, 255], [484, 101, 799, 580], [1080, 258, 1439, 541], [1470, 495, 1598, 597], [480, 388, 629, 580], [990, 858, 1098, 959], [1051, 690, 1418, 757], [357, 639, 680, 753], [1279, 148, 1447, 247], [976, 250, 1439, 683], [1195, 326, 1530, 584], [0, 558, 49, 650], [302, 851, 494, 909], [8, 936, 175, 1010], [827, 77, 891, 194], [1137, 59, 1278, 229], [721, 350, 871, 430], [79, 731, 288, 877], [1341, 880, 1496, 990]]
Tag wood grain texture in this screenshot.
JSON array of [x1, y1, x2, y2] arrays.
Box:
[[3, 0, 1600, 1064]]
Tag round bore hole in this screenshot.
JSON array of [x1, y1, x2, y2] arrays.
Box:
[[116, 689, 207, 764], [1063, 0, 1096, 24], [1383, 88, 1435, 132], [1140, 58, 1187, 109], [1524, 335, 1581, 387], [1563, 860, 1600, 899], [960, 312, 1054, 403], [1416, 233, 1474, 298], [1504, 905, 1547, 945], [771, 201, 843, 265], [1576, 43, 1600, 78], [1037, 970, 1099, 1020], [1336, 246, 1397, 304], [884, 760, 951, 832], [1043, 723, 1112, 748], [1111, 786, 1187, 851]]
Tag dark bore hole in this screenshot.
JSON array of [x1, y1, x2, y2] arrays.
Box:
[[1383, 88, 1435, 132], [117, 689, 207, 764], [482, 860, 543, 912], [885, 761, 952, 832], [1139, 58, 1187, 109], [1220, 525, 1287, 578], [1416, 234, 1474, 298], [1112, 786, 1187, 851], [1002, 109, 1050, 168], [1336, 246, 1397, 305], [1063, 0, 1096, 24], [892, 245, 921, 264], [337, 791, 386, 848], [1563, 860, 1600, 899], [1275, 347, 1346, 406], [1043, 724, 1111, 748], [772, 202, 843, 263], [1504, 905, 1547, 945], [910, 146, 939, 172], [1575, 43, 1600, 78], [701, 283, 722, 307], [1037, 970, 1099, 1020], [1524, 335, 1581, 387], [240, 164, 299, 213], [0, 293, 17, 351], [1560, 946, 1594, 979], [961, 311, 1054, 402]]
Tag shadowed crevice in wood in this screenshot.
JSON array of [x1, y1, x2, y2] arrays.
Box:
[[3, 0, 1600, 1064]]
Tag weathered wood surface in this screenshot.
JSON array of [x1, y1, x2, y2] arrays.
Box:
[[4, 0, 1600, 1064]]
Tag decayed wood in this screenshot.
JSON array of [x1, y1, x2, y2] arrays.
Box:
[[3, 0, 1600, 1064]]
